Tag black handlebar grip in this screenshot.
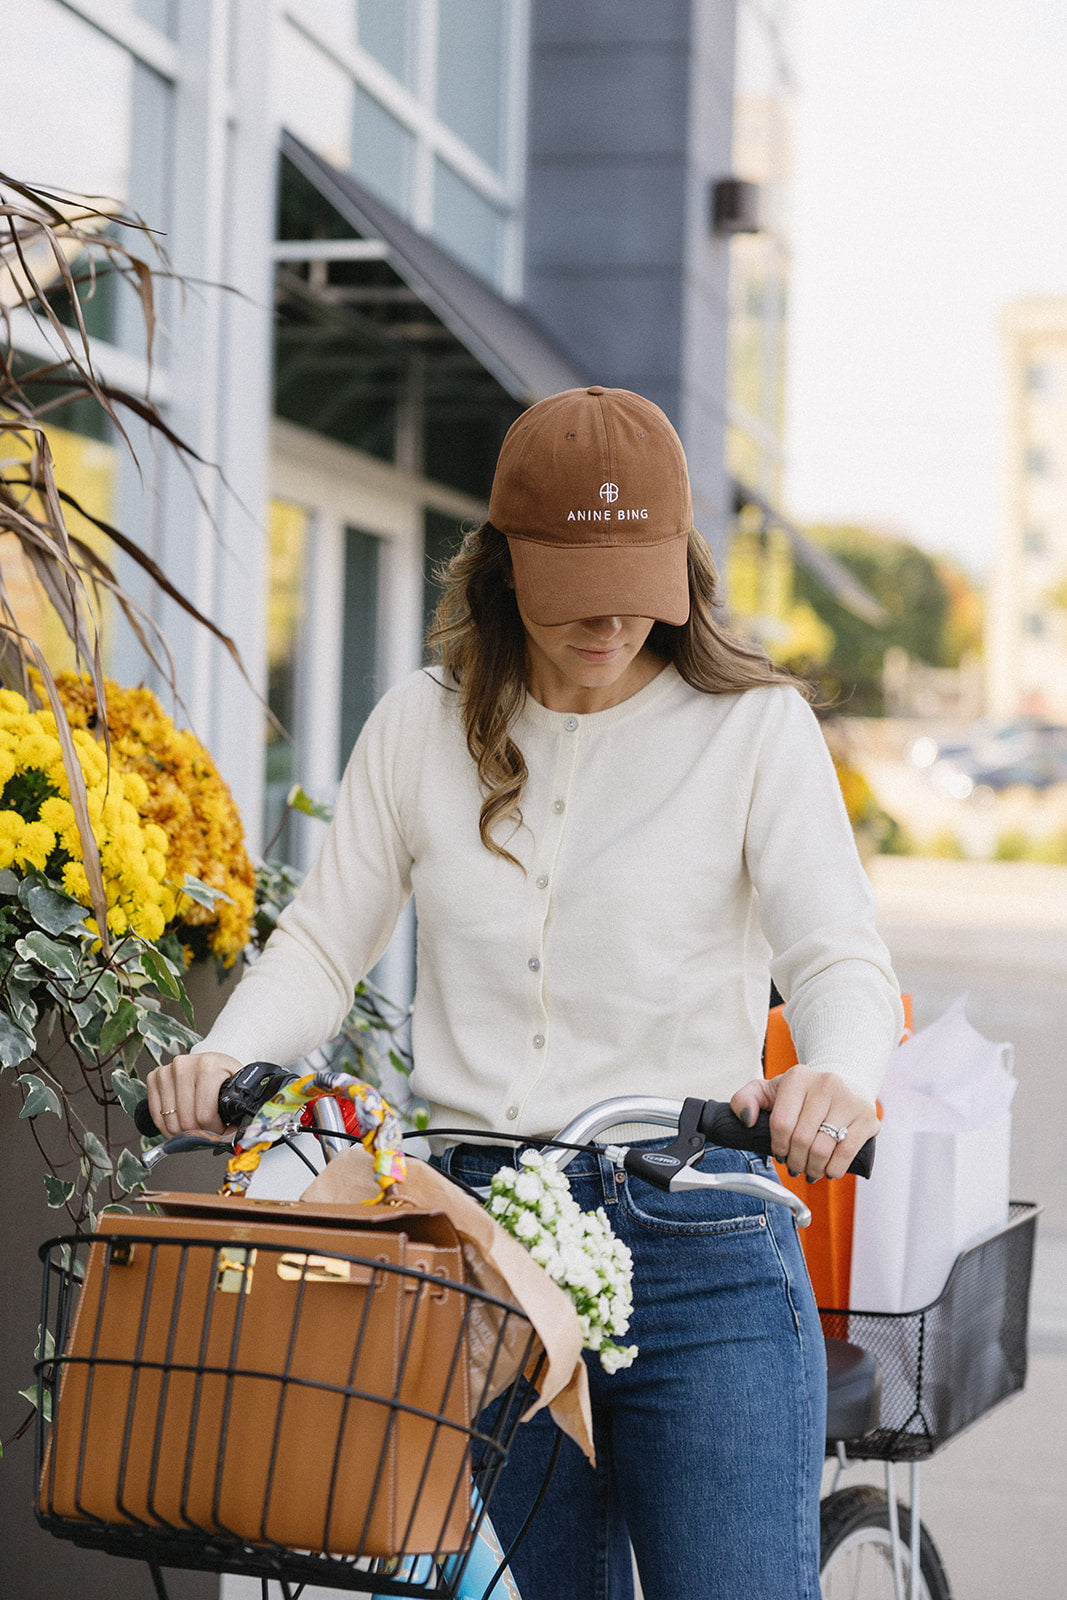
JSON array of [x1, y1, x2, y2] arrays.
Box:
[[130, 1061, 290, 1139], [133, 1097, 160, 1137], [698, 1099, 876, 1179]]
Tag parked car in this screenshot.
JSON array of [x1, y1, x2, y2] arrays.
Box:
[[909, 719, 1067, 796]]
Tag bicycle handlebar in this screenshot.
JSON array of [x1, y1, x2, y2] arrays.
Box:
[[132, 1061, 292, 1140], [135, 1065, 876, 1180], [699, 1098, 875, 1179]]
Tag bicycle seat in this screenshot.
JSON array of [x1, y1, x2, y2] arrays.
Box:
[[824, 1335, 881, 1443]]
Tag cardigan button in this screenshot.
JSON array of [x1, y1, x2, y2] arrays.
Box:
[[564, 716, 578, 731], [552, 799, 565, 814], [536, 874, 549, 889], [505, 1105, 518, 1120], [532, 1034, 545, 1049], [528, 957, 541, 971]]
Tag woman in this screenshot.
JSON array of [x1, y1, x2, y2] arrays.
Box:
[[148, 386, 902, 1600]]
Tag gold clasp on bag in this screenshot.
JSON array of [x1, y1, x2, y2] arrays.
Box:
[[277, 1253, 361, 1284], [215, 1247, 256, 1294]]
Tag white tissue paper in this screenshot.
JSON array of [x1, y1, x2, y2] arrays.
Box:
[[850, 994, 1017, 1313]]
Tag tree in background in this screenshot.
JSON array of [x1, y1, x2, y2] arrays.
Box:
[[791, 524, 961, 714], [934, 555, 985, 667]]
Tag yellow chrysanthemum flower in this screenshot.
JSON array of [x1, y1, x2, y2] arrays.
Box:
[[144, 823, 168, 854], [53, 673, 255, 962], [0, 810, 24, 841], [13, 820, 56, 873], [16, 733, 63, 772], [3, 676, 252, 962], [39, 796, 76, 833], [122, 771, 149, 808], [62, 861, 91, 901]]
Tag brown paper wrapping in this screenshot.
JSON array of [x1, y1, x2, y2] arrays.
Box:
[[301, 1146, 594, 1463]]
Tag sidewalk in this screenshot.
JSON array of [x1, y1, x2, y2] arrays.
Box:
[[866, 854, 1066, 1600]]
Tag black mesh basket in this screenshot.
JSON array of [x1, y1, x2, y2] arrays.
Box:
[[34, 1229, 544, 1597], [820, 1200, 1040, 1460]]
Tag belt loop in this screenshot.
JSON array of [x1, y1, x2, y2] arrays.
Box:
[[598, 1150, 618, 1206]]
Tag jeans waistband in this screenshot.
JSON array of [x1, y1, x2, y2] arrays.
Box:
[[437, 1141, 621, 1205]]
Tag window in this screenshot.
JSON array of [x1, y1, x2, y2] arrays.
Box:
[[279, 21, 355, 171], [351, 81, 416, 214], [1, 419, 118, 673], [4, 0, 173, 355], [433, 159, 504, 282], [264, 499, 311, 858], [339, 526, 382, 770], [436, 0, 510, 174], [287, 0, 356, 51], [134, 0, 178, 37], [357, 0, 417, 90]]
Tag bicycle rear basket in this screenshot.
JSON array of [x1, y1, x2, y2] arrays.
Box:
[[820, 1199, 1040, 1460], [34, 1220, 543, 1596]]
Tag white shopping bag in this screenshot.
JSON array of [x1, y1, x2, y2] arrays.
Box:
[[850, 995, 1016, 1314]]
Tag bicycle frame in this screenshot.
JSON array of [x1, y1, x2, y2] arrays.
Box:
[[112, 1085, 972, 1600]]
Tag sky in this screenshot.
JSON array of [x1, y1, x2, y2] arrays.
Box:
[[782, 0, 1067, 578]]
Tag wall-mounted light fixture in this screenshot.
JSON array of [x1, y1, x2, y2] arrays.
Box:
[[710, 178, 762, 235]]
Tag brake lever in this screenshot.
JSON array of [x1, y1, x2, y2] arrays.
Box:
[[141, 1130, 236, 1171], [666, 1166, 812, 1228]]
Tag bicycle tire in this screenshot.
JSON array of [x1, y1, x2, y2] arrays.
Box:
[[819, 1486, 952, 1600]]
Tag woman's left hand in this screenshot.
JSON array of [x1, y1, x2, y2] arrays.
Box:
[[730, 1065, 879, 1181]]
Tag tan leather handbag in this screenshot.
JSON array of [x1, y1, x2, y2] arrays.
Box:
[[39, 1194, 473, 1558]]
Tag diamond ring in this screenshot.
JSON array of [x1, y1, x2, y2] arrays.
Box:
[[818, 1121, 849, 1143]]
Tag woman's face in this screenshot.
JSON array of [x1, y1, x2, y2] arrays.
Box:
[[517, 604, 660, 713]]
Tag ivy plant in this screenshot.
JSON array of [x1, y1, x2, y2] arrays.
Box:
[[0, 864, 198, 1229]]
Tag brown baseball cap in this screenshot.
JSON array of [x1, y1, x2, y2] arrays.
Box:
[[488, 386, 692, 626]]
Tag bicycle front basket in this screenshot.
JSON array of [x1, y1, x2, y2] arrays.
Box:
[[35, 1207, 541, 1593]]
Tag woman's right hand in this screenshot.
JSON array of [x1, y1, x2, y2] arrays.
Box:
[[145, 1052, 243, 1136]]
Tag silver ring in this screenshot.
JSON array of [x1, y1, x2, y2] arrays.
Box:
[[162, 1108, 177, 1117], [818, 1121, 849, 1144]]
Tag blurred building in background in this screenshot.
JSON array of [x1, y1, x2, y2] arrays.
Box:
[[2, 0, 761, 895], [715, 1, 873, 672], [987, 297, 1067, 722]]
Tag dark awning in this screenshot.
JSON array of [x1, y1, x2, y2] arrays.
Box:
[[279, 132, 586, 405], [731, 480, 887, 625]]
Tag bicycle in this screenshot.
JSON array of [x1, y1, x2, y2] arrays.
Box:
[[32, 1066, 1038, 1600]]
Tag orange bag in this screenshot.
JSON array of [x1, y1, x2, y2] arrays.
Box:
[[764, 997, 912, 1308]]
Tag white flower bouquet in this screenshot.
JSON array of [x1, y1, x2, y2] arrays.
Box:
[[488, 1150, 638, 1372]]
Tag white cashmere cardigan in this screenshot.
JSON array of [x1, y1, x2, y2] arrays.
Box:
[[198, 665, 903, 1134]]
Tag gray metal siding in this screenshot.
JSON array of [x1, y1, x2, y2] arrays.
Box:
[[525, 0, 738, 559]]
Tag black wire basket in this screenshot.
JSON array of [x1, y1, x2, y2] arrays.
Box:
[[819, 1200, 1040, 1461], [34, 1226, 544, 1597]]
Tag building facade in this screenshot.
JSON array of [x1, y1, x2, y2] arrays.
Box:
[[987, 298, 1067, 721], [3, 0, 749, 878], [1, 8, 771, 1594]]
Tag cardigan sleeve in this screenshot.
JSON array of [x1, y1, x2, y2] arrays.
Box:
[[194, 681, 416, 1069], [742, 688, 904, 1103]]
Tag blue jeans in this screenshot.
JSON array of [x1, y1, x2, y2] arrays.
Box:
[[435, 1141, 826, 1600]]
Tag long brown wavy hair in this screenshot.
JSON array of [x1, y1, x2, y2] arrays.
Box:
[[428, 521, 810, 864]]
